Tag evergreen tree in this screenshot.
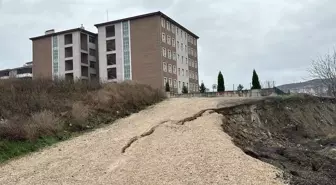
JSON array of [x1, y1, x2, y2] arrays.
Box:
[[237, 84, 244, 91], [165, 81, 170, 92], [217, 71, 225, 92], [200, 82, 206, 93], [251, 69, 261, 89]]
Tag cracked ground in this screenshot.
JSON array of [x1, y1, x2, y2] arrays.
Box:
[[0, 98, 285, 185]]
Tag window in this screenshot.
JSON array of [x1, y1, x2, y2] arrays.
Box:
[[173, 52, 176, 61], [173, 65, 176, 74], [194, 38, 197, 45], [162, 33, 166, 43], [186, 70, 188, 77], [106, 25, 115, 38], [187, 83, 189, 89], [81, 52, 88, 64], [89, 48, 96, 56], [162, 47, 166, 57], [89, 36, 95, 43], [161, 18, 165, 28], [172, 38, 175, 47], [190, 71, 193, 79], [195, 73, 198, 80], [189, 59, 192, 66], [163, 62, 167, 72], [180, 30, 182, 37], [178, 68, 180, 75], [177, 54, 180, 61], [107, 67, 117, 80], [185, 32, 187, 40], [65, 47, 73, 58], [106, 39, 116, 51], [195, 61, 197, 68], [174, 79, 177, 88], [189, 47, 191, 54], [164, 77, 167, 85], [186, 58, 188, 65], [168, 64, 172, 73], [196, 84, 198, 91], [65, 60, 73, 71], [166, 21, 170, 31], [177, 27, 179, 34], [172, 24, 175, 33], [191, 48, 193, 56], [181, 43, 183, 51], [81, 33, 88, 50], [107, 53, 116, 65], [81, 66, 88, 77], [64, 34, 73, 45], [169, 78, 172, 86], [90, 61, 96, 68], [190, 83, 193, 91], [182, 69, 184, 76], [177, 41, 179, 49], [185, 45, 187, 53], [191, 61, 194, 68], [181, 56, 184, 64], [179, 81, 181, 88], [167, 35, 171, 45], [194, 50, 197, 57], [168, 49, 172, 59]]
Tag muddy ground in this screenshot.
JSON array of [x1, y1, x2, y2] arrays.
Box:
[[216, 95, 336, 185]]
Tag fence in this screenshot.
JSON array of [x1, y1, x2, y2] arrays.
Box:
[[168, 88, 286, 98]]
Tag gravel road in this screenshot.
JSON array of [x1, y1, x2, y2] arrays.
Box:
[[0, 97, 285, 185]]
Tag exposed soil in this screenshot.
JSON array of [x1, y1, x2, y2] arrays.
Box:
[[0, 98, 285, 185], [216, 95, 336, 185]]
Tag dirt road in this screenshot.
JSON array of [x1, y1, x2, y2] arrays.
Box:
[[0, 98, 285, 185]]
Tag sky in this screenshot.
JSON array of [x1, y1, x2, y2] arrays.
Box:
[[1, 0, 336, 90]]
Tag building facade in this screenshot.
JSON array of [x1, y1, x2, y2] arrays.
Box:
[[94, 11, 199, 92], [29, 11, 199, 92], [30, 28, 99, 81], [0, 62, 33, 79]]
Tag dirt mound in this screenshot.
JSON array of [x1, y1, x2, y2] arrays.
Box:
[[216, 95, 336, 185]]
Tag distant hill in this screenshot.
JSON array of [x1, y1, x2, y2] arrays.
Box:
[[277, 79, 329, 96]]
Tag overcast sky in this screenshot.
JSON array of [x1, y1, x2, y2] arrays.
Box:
[[1, 0, 335, 89]]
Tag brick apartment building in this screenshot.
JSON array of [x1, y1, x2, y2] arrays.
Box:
[[30, 27, 99, 81], [29, 11, 199, 93]]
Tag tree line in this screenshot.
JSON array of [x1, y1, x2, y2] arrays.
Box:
[[165, 69, 262, 94]]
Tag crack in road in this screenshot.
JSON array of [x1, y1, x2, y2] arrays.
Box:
[[120, 101, 257, 154], [121, 120, 171, 153], [121, 109, 219, 154]]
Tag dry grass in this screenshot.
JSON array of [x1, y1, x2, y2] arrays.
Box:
[[0, 78, 165, 143]]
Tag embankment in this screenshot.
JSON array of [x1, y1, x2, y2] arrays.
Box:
[[217, 95, 336, 185]]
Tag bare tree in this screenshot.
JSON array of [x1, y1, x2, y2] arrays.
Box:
[[309, 50, 336, 97]]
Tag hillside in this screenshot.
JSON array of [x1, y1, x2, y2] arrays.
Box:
[[277, 79, 329, 96]]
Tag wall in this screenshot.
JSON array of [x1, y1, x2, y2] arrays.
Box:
[[130, 15, 162, 89], [32, 37, 52, 79], [175, 25, 189, 93], [98, 22, 123, 82]]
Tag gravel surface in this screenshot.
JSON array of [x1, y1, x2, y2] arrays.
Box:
[[0, 97, 285, 185]]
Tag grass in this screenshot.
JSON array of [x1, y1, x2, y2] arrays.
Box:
[[0, 78, 166, 163], [0, 137, 62, 163]]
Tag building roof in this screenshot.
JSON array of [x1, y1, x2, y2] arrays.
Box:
[[30, 28, 97, 41], [0, 62, 33, 72], [94, 11, 199, 39]]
